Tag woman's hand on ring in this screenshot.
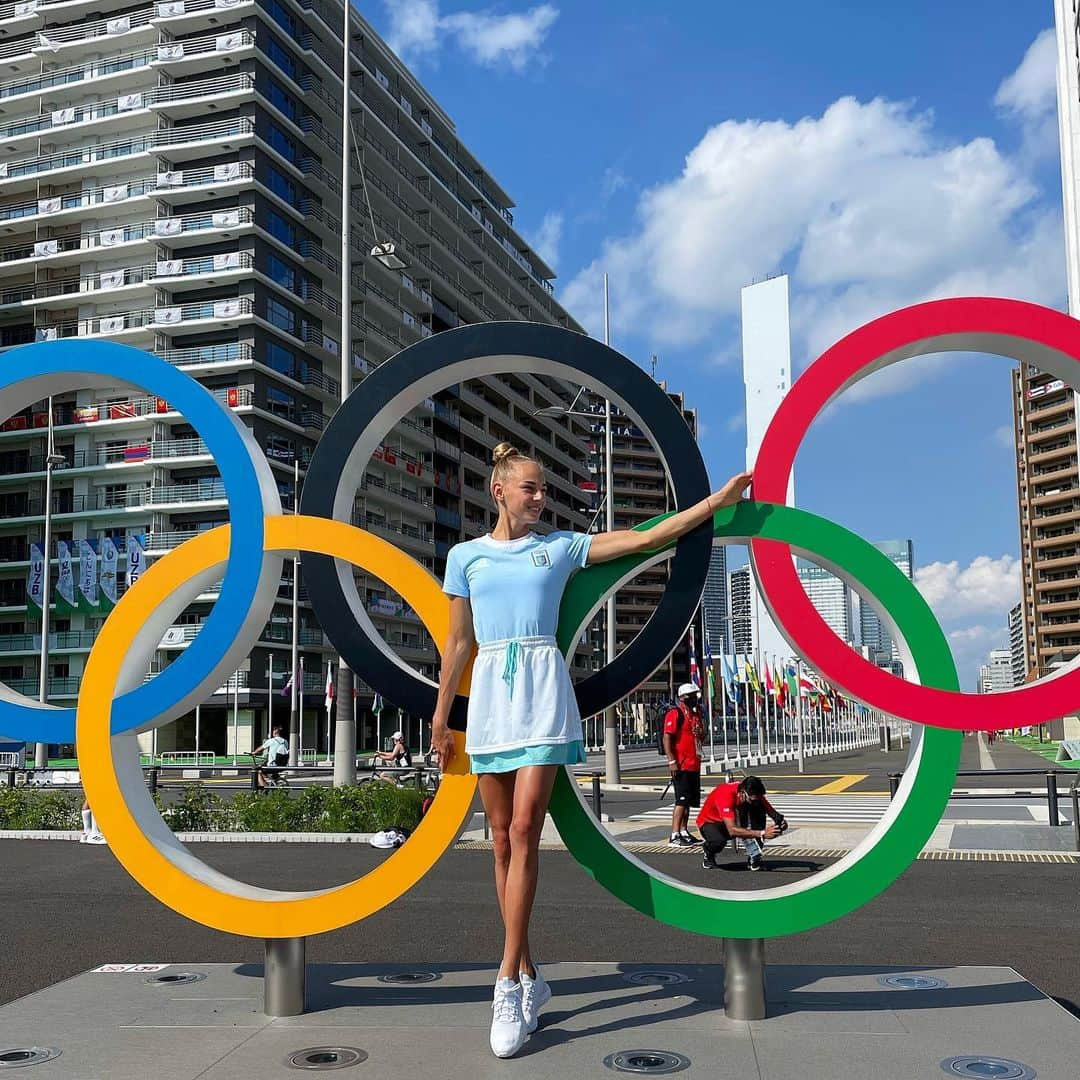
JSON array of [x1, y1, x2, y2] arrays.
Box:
[[431, 724, 455, 768]]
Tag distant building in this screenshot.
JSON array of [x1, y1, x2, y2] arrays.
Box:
[[987, 648, 1014, 693], [859, 540, 914, 669], [796, 559, 855, 646], [729, 566, 753, 657], [1008, 602, 1026, 687], [703, 539, 729, 655]]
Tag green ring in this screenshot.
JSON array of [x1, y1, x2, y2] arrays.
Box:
[[551, 501, 961, 939]]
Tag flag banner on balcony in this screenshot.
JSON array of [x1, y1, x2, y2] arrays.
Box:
[[212, 252, 240, 270], [117, 92, 142, 111], [14, 1, 38, 14], [99, 228, 124, 246], [37, 198, 61, 215], [99, 534, 119, 612], [216, 32, 243, 51], [77, 538, 99, 614], [153, 216, 181, 234], [211, 210, 240, 228], [35, 328, 57, 342], [55, 541, 78, 615], [50, 108, 75, 125], [36, 32, 61, 52], [156, 260, 182, 277], [99, 316, 125, 334], [157, 43, 184, 60], [102, 184, 127, 204], [213, 162, 241, 182], [126, 533, 146, 592], [99, 269, 125, 290], [122, 444, 150, 462], [215, 0, 244, 8], [157, 1, 185, 15], [34, 240, 59, 257], [0, 163, 9, 178], [106, 15, 131, 33], [214, 299, 241, 319], [26, 543, 45, 617], [154, 307, 181, 325]]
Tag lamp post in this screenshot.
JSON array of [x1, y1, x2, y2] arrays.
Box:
[[35, 397, 65, 769]]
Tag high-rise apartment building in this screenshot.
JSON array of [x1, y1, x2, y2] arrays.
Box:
[[729, 565, 753, 657], [703, 538, 729, 656], [1011, 367, 1080, 707], [979, 648, 1013, 694], [1008, 601, 1026, 687], [0, 0, 594, 755], [582, 388, 696, 700], [858, 539, 913, 670], [796, 558, 854, 646]]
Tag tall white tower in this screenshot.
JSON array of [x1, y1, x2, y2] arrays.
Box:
[[742, 275, 795, 663]]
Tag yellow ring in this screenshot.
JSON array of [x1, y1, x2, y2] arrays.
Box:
[[77, 515, 476, 937]]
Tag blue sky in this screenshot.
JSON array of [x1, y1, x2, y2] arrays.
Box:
[[368, 1, 1062, 689]]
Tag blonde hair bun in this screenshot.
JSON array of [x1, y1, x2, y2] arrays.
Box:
[[491, 442, 521, 466]]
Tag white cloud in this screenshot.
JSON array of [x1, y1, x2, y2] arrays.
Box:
[[601, 166, 630, 199], [561, 81, 1065, 393], [946, 623, 1009, 690], [995, 28, 1060, 160], [528, 210, 563, 270], [914, 554, 1021, 621], [383, 1, 559, 71], [992, 423, 1016, 449]]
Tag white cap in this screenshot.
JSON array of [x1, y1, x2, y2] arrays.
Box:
[[392, 730, 404, 741], [677, 683, 700, 698]]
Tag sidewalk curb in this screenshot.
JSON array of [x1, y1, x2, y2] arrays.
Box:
[[0, 830, 376, 843]]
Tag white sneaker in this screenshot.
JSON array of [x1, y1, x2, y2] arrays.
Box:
[[520, 966, 551, 1035], [85, 832, 107, 846], [490, 977, 526, 1058], [79, 833, 88, 844]]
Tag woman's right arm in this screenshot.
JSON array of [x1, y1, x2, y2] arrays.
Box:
[[430, 595, 476, 768]]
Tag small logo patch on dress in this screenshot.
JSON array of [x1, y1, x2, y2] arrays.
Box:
[[531, 551, 551, 568]]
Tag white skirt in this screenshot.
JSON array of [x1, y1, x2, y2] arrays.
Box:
[[465, 635, 583, 755]]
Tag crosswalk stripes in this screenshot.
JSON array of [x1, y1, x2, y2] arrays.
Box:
[[627, 794, 893, 826]]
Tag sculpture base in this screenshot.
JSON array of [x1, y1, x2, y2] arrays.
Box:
[[1, 962, 1076, 1078]]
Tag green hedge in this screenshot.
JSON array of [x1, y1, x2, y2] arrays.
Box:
[[0, 783, 424, 833]]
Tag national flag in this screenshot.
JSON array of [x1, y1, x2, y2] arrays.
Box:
[[126, 532, 146, 590], [744, 657, 762, 696], [99, 534, 119, 611], [687, 627, 700, 688], [763, 661, 774, 697], [785, 663, 799, 702], [26, 543, 45, 615], [324, 662, 334, 710], [719, 652, 737, 703], [702, 631, 716, 702], [54, 541, 78, 614], [372, 693, 384, 715], [76, 538, 99, 613]]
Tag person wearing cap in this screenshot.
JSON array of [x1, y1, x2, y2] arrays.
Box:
[[663, 682, 705, 846], [373, 730, 412, 779]]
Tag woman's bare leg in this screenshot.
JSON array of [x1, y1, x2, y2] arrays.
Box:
[[478, 772, 516, 929], [499, 764, 559, 980]]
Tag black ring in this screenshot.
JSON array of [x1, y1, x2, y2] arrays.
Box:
[[301, 321, 711, 729]]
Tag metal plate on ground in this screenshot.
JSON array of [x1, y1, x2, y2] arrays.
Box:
[[602, 1049, 690, 1075], [376, 972, 442, 985], [941, 1056, 1036, 1078], [147, 972, 207, 986], [878, 974, 949, 990], [286, 1046, 368, 1071], [621, 971, 691, 986], [0, 1047, 62, 1069]]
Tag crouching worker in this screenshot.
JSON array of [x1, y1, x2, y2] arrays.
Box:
[[696, 775, 787, 871]]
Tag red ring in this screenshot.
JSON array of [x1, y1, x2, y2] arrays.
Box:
[[752, 296, 1080, 731]]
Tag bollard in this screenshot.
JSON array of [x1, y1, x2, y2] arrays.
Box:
[[1071, 782, 1079, 852], [6, 768, 14, 788], [250, 767, 259, 792], [591, 772, 603, 819], [264, 936, 306, 1016], [723, 937, 766, 1020], [148, 767, 159, 796], [887, 773, 900, 800], [1046, 771, 1060, 827]]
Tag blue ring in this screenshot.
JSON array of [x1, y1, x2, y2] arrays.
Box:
[[0, 341, 268, 743]]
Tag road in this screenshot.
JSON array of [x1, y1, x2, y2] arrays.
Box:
[[1, 839, 1077, 1019]]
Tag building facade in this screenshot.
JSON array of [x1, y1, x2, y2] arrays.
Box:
[[729, 565, 753, 658], [796, 558, 855, 646], [0, 0, 597, 755], [979, 648, 1013, 694], [858, 539, 914, 670], [1008, 600, 1026, 687], [703, 538, 729, 656]]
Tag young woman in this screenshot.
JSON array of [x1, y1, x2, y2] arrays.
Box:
[[431, 442, 751, 1058]]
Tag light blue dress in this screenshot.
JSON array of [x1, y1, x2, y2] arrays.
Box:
[[443, 531, 591, 773]]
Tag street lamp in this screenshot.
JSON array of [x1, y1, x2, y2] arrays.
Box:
[[35, 397, 66, 769]]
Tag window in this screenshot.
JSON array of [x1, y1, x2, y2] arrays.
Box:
[[267, 79, 298, 122], [267, 122, 297, 163], [265, 37, 296, 80], [264, 0, 298, 39], [265, 340, 297, 378], [266, 210, 295, 247], [266, 296, 295, 333], [266, 165, 297, 205], [267, 385, 296, 422], [267, 253, 296, 291]]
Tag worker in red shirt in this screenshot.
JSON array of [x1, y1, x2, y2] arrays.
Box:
[[696, 775, 787, 871], [662, 683, 705, 846]]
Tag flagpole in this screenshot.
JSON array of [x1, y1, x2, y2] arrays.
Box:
[[34, 395, 59, 770], [720, 656, 729, 766], [195, 703, 201, 758], [232, 669, 239, 766], [267, 652, 273, 744], [702, 608, 715, 766], [796, 659, 805, 773], [289, 459, 300, 767], [298, 656, 304, 763]]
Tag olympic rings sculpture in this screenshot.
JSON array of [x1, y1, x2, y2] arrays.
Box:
[[0, 297, 1062, 942]]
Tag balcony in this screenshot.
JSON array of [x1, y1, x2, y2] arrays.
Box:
[[151, 0, 256, 33], [0, 48, 156, 104], [0, 9, 156, 73]]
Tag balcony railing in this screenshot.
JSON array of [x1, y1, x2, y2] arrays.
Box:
[[33, 298, 255, 341], [0, 163, 253, 223], [155, 341, 252, 367], [0, 30, 255, 101], [0, 9, 156, 62]]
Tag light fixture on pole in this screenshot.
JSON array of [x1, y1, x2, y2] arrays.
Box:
[[35, 396, 65, 770]]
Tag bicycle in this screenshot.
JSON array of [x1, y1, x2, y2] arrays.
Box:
[[244, 753, 290, 792], [357, 756, 439, 797]]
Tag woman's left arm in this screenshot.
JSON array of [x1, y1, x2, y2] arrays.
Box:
[[586, 470, 752, 565]]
